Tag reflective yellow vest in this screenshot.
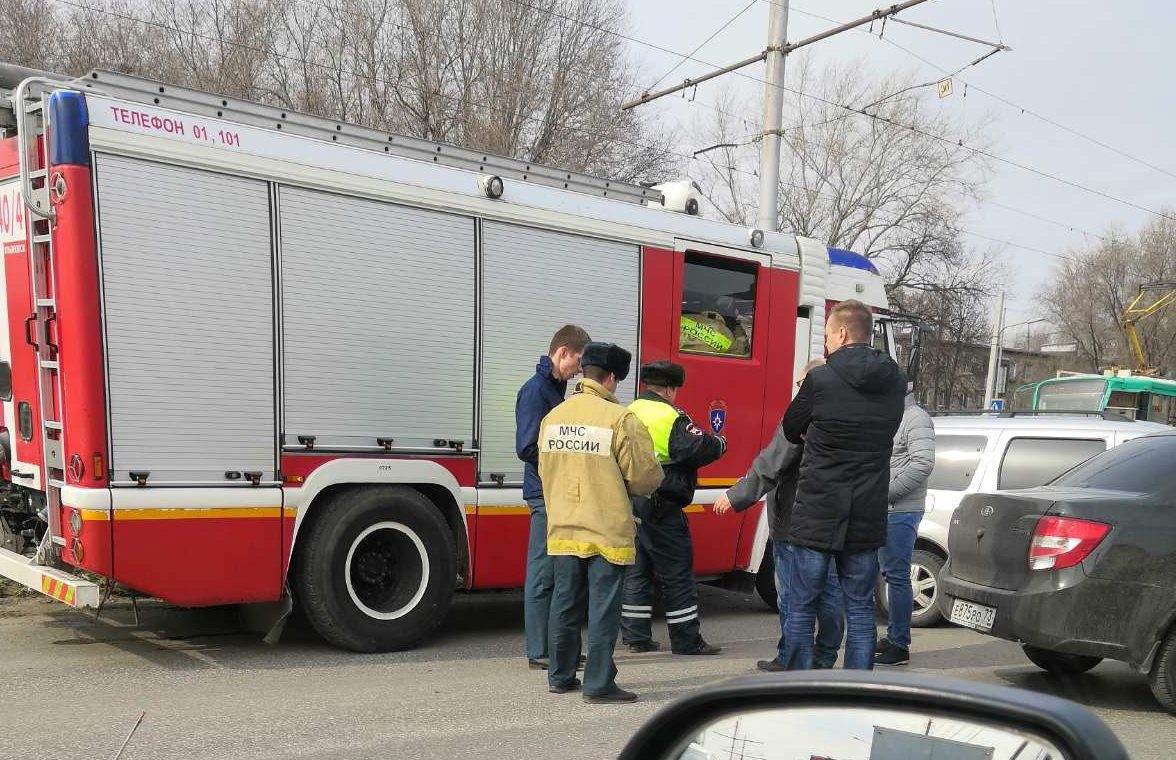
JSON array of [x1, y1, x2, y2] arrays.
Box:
[[628, 397, 679, 464]]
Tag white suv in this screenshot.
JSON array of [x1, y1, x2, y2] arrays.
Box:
[[890, 412, 1169, 627]]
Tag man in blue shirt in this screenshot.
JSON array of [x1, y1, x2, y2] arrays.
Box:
[[516, 325, 592, 669]]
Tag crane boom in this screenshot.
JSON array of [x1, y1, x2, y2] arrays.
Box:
[[1123, 282, 1176, 375]]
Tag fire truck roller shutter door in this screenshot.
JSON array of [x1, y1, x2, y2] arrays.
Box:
[[278, 187, 475, 449], [94, 154, 276, 482], [478, 222, 639, 482]]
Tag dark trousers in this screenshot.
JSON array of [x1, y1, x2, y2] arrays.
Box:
[[550, 554, 626, 696], [621, 509, 704, 653], [523, 498, 554, 660], [783, 546, 880, 671]]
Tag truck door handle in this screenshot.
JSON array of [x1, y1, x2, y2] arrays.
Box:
[[11, 469, 34, 479], [23, 315, 37, 351]]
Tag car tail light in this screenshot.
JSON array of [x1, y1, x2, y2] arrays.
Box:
[[1029, 516, 1110, 571]]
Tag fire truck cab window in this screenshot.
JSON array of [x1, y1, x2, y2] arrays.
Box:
[[680, 254, 757, 358]]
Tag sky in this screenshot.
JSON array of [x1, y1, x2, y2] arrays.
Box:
[[624, 0, 1176, 332]]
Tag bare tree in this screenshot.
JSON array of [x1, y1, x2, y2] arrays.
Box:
[[0, 0, 61, 69], [1041, 217, 1176, 374], [693, 56, 995, 299], [0, 0, 677, 182]]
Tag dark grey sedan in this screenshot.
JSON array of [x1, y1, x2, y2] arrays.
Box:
[[938, 429, 1176, 713]]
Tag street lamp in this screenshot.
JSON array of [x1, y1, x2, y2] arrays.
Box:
[[983, 303, 1049, 408], [1001, 317, 1048, 349], [992, 318, 1048, 407]]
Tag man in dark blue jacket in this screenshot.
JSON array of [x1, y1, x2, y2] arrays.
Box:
[[516, 324, 591, 669]]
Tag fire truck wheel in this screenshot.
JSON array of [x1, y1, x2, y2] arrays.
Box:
[[294, 485, 456, 653], [755, 548, 777, 610]]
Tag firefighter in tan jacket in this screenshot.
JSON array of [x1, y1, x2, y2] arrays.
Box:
[[539, 342, 663, 704]]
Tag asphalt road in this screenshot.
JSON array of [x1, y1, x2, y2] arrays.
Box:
[[2, 585, 1173, 759]]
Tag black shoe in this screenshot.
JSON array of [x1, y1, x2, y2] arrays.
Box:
[[875, 638, 891, 655], [627, 640, 661, 653], [756, 658, 786, 672], [549, 678, 582, 694], [583, 687, 638, 704], [813, 660, 835, 670], [875, 645, 910, 666], [676, 641, 722, 656]]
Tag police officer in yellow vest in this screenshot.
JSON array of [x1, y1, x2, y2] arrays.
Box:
[[539, 342, 664, 703], [622, 360, 727, 656]]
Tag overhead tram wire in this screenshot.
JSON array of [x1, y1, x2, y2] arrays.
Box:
[[763, 2, 1112, 243], [501, 0, 1176, 222], [646, 0, 760, 92], [53, 0, 1083, 268], [788, 2, 1176, 183]]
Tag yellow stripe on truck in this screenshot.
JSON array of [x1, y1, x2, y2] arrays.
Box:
[[111, 507, 283, 520]]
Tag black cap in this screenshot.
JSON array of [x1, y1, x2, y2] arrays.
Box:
[[581, 342, 632, 382], [639, 360, 685, 388]]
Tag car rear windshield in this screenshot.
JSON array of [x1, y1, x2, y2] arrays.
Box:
[[998, 437, 1106, 491], [1052, 434, 1176, 493]]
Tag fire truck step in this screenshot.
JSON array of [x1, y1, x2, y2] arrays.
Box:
[[31, 234, 51, 245], [39, 360, 58, 370], [0, 546, 100, 608], [44, 420, 62, 430], [47, 478, 67, 488], [35, 298, 55, 307]]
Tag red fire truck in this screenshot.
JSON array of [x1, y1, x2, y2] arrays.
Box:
[[0, 69, 894, 652]]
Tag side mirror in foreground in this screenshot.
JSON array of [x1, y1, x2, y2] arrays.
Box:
[[619, 671, 1127, 760]]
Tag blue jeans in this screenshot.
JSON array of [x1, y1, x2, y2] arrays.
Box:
[[549, 555, 626, 696], [880, 511, 922, 650], [783, 546, 880, 671], [524, 498, 554, 660], [773, 541, 844, 667]]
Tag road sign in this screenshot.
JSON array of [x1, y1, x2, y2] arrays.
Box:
[[990, 399, 1004, 411]]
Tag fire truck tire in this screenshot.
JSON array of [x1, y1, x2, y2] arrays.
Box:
[[294, 485, 456, 653], [755, 547, 777, 610]]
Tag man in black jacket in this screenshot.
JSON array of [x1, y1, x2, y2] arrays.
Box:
[[622, 360, 726, 656], [780, 299, 905, 670], [713, 358, 844, 670]]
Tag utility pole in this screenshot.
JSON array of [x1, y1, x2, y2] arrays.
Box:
[[983, 291, 1006, 408], [757, 0, 789, 232]]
